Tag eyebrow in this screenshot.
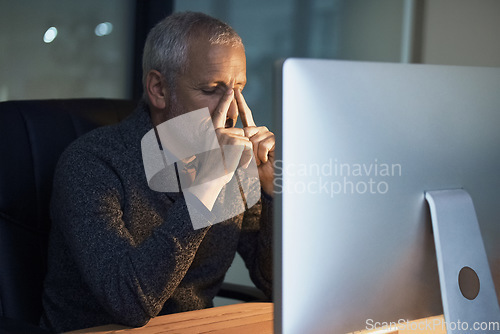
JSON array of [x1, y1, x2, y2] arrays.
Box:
[[201, 79, 247, 88]]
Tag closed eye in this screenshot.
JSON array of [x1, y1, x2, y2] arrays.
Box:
[[201, 89, 217, 95], [201, 85, 228, 96]]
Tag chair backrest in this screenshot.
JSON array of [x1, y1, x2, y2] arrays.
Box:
[[0, 99, 136, 325]]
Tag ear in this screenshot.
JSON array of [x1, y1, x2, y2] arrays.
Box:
[[146, 70, 170, 110]]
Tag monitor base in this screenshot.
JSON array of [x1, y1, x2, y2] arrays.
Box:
[[426, 189, 500, 333]]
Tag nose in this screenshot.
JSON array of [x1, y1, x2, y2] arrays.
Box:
[[225, 97, 238, 128]]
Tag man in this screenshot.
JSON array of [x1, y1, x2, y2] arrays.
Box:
[[40, 12, 274, 333]]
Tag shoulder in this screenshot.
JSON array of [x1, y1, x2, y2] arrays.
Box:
[[62, 124, 123, 161], [51, 125, 125, 203], [57, 106, 152, 176], [53, 108, 150, 193], [55, 125, 124, 184]]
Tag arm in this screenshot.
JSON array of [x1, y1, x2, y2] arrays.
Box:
[[237, 192, 273, 299], [51, 145, 210, 327]]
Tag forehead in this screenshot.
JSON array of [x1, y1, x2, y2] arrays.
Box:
[[184, 35, 246, 85]]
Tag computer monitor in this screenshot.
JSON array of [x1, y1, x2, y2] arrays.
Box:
[[274, 59, 500, 333]]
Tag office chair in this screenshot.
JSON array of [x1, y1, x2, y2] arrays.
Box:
[[0, 98, 266, 333], [0, 98, 136, 333]]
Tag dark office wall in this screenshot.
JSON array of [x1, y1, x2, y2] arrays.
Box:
[[420, 0, 500, 67], [335, 0, 404, 62]]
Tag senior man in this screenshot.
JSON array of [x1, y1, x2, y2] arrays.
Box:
[[40, 12, 274, 333]]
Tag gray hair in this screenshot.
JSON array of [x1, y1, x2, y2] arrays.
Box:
[[142, 12, 243, 101]]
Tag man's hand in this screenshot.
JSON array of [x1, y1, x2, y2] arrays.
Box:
[[182, 86, 254, 211], [211, 86, 254, 172], [235, 89, 275, 197]]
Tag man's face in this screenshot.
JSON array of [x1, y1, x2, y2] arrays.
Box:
[[171, 35, 247, 128]]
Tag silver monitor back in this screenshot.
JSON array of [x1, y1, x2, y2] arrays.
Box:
[[274, 59, 500, 334]]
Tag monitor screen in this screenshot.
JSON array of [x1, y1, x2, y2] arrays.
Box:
[[274, 59, 500, 334]]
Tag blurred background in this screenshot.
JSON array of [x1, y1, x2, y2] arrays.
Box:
[[1, 0, 499, 305]]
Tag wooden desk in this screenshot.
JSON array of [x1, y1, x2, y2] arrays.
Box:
[[66, 303, 449, 334], [66, 302, 273, 334]]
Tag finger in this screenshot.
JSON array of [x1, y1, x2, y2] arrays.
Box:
[[235, 89, 256, 128], [243, 126, 259, 139], [222, 134, 251, 146], [246, 127, 272, 141], [241, 128, 260, 165], [254, 151, 262, 166], [211, 88, 234, 129], [221, 144, 245, 175], [252, 142, 261, 166], [246, 129, 274, 163], [254, 134, 275, 164], [241, 131, 260, 166], [239, 146, 254, 169], [242, 127, 260, 163], [221, 138, 253, 171], [267, 149, 275, 162], [218, 127, 245, 137]]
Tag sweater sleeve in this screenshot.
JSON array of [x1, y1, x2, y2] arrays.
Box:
[[236, 191, 273, 299], [50, 146, 210, 327]]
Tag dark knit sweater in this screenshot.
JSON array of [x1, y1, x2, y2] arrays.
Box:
[[39, 103, 273, 333]]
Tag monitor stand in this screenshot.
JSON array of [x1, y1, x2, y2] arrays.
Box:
[[426, 189, 500, 334]]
